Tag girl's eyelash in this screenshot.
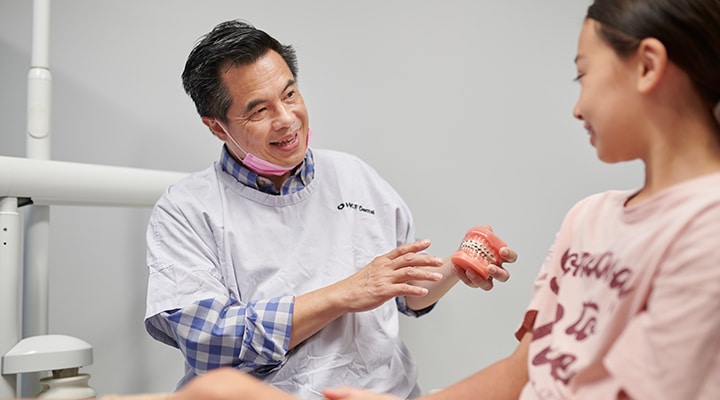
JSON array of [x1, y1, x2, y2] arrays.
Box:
[[573, 74, 585, 82]]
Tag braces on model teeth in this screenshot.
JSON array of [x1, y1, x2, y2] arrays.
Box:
[[451, 226, 507, 280], [458, 238, 499, 265]]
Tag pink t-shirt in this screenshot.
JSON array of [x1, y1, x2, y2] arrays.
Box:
[[516, 172, 720, 400]]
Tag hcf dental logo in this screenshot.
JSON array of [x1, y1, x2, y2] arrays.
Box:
[[337, 201, 375, 215]]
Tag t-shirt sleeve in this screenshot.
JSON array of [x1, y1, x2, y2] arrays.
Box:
[[604, 208, 720, 400]]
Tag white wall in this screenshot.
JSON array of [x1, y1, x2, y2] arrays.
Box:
[[0, 0, 642, 396]]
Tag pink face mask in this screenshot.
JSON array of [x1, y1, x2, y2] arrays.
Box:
[[218, 121, 312, 176]]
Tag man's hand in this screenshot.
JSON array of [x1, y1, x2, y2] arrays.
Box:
[[290, 239, 444, 348], [335, 239, 445, 312]]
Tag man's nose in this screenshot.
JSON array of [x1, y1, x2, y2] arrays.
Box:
[[272, 103, 294, 130]]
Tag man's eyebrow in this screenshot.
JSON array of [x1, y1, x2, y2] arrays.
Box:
[[284, 79, 297, 91], [244, 98, 265, 114], [243, 79, 297, 114]]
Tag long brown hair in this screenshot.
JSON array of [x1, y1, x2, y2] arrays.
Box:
[[587, 0, 720, 120]]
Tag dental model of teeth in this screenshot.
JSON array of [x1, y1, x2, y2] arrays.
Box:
[[450, 226, 507, 280]]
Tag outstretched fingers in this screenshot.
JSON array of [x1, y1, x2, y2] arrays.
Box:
[[384, 240, 444, 272], [339, 240, 446, 312], [384, 239, 432, 261]]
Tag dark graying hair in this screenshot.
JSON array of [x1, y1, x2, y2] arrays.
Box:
[[587, 0, 720, 112], [181, 20, 298, 123]]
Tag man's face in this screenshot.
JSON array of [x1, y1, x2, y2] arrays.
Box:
[[209, 50, 310, 170]]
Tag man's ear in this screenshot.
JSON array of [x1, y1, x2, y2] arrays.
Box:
[[636, 37, 668, 94], [201, 116, 227, 140]]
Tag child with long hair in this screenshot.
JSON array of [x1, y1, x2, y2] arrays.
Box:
[[324, 0, 720, 398]]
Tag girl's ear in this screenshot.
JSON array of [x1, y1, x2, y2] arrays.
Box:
[[202, 117, 227, 140], [635, 37, 668, 94]]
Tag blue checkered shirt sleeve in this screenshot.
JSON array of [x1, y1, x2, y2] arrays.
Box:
[[153, 295, 294, 376], [396, 296, 435, 317]]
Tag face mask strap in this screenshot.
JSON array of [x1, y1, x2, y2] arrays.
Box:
[[216, 120, 249, 159]]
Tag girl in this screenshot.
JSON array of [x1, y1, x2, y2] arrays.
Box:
[[325, 0, 720, 398]]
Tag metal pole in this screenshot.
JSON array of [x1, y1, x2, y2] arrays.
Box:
[[0, 156, 188, 207], [0, 197, 21, 398], [23, 0, 53, 338], [23, 0, 53, 396]]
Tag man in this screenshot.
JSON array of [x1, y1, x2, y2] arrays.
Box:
[[143, 19, 515, 399]]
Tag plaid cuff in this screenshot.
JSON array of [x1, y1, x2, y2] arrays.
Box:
[[165, 295, 293, 375]]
